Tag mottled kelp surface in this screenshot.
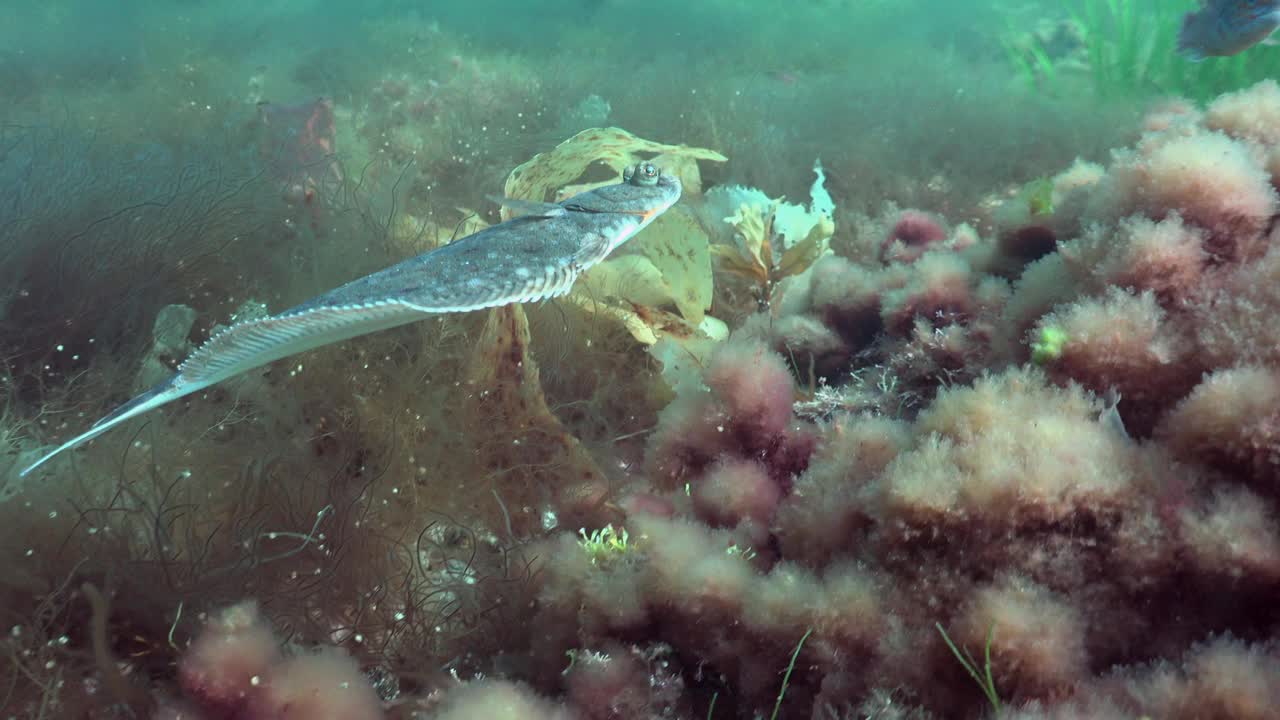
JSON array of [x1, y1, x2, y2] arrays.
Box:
[[3, 1, 1280, 719]]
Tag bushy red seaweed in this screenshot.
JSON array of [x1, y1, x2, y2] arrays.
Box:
[[9, 54, 1280, 720]]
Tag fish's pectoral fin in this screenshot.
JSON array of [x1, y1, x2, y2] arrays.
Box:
[[1176, 44, 1208, 62]]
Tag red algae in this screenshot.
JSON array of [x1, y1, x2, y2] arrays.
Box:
[[11, 41, 1280, 720]]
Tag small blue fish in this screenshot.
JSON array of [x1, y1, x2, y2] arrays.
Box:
[[1177, 0, 1280, 61]]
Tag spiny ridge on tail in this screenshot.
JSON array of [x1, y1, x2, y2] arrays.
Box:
[[176, 300, 428, 385]]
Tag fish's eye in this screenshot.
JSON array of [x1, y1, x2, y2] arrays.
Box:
[[642, 163, 657, 177]]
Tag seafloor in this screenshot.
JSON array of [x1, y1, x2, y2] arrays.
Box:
[[2, 2, 1279, 719]]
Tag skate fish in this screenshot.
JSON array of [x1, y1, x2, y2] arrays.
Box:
[[20, 162, 681, 477]]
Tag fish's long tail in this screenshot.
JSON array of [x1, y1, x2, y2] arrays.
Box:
[[18, 299, 434, 477], [18, 378, 194, 477]]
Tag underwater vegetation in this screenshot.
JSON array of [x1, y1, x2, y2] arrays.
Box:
[[4, 2, 1280, 719], [1006, 0, 1280, 102]]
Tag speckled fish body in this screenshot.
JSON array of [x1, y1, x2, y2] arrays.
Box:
[[20, 164, 681, 477], [1177, 0, 1280, 61]]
